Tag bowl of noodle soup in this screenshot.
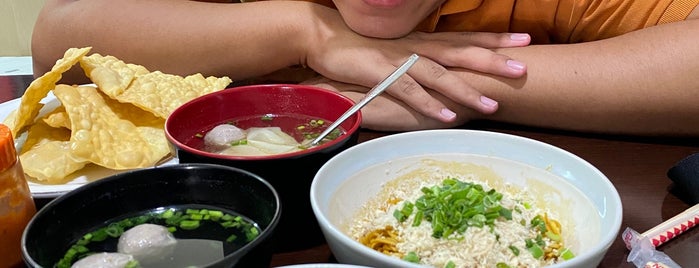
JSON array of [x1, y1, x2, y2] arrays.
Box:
[[310, 129, 622, 268]]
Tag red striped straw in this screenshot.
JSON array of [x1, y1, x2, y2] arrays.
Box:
[[644, 203, 699, 247], [624, 203, 699, 249]]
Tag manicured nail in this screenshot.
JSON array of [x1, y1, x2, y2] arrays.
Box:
[[440, 108, 456, 120], [510, 33, 530, 41], [506, 59, 525, 71], [480, 96, 498, 108]]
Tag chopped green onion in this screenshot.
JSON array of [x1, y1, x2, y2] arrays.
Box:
[[125, 260, 141, 268], [230, 139, 247, 146], [560, 248, 575, 260], [226, 234, 237, 243], [179, 220, 200, 230], [105, 223, 123, 238], [445, 261, 456, 268], [161, 209, 174, 219], [393, 177, 512, 239], [245, 226, 259, 242], [531, 215, 547, 234], [412, 210, 423, 227], [496, 263, 511, 268], [508, 245, 520, 256], [527, 244, 544, 259], [545, 230, 561, 241], [208, 210, 224, 219], [403, 251, 420, 263]]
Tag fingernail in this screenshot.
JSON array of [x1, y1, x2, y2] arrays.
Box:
[[506, 59, 525, 71], [510, 33, 530, 41], [440, 108, 457, 120], [480, 96, 498, 108]]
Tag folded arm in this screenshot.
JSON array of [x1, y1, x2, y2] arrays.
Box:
[[32, 0, 316, 83], [310, 11, 699, 137], [32, 0, 528, 125], [471, 15, 699, 136]]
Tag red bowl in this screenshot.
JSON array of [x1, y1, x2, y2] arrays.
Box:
[[164, 84, 361, 252], [166, 84, 361, 160]]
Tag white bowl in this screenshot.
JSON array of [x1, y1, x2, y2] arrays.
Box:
[[310, 129, 622, 268]]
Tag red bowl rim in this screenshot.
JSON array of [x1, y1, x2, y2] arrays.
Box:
[[165, 84, 362, 160]]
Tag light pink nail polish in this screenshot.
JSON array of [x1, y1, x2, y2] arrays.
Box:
[[440, 108, 457, 120], [506, 60, 525, 71], [510, 33, 530, 41], [480, 96, 498, 108]]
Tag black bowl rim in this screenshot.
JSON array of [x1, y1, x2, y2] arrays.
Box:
[[21, 163, 282, 267]]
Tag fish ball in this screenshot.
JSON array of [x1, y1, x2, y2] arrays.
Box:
[[117, 223, 177, 264], [204, 124, 246, 150], [71, 252, 136, 268]]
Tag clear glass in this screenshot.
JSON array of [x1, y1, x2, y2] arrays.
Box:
[[0, 159, 36, 268]]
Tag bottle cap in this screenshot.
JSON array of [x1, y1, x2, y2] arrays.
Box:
[[0, 124, 18, 172]]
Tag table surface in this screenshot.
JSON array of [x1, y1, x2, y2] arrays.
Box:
[[2, 74, 697, 268]]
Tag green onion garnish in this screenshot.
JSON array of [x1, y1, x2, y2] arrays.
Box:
[[395, 178, 511, 239]]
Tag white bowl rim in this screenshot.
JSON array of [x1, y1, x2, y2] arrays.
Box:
[[310, 129, 623, 268]]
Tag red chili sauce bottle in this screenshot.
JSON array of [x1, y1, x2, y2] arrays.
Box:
[[0, 124, 37, 268]]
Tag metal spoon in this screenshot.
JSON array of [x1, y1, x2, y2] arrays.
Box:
[[310, 53, 420, 146]]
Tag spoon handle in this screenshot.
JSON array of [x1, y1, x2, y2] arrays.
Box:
[[311, 54, 420, 145]]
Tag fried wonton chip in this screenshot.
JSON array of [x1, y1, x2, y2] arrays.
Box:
[[20, 114, 71, 155], [79, 53, 149, 96], [11, 47, 231, 184], [41, 106, 70, 130], [100, 92, 171, 161], [118, 71, 232, 118], [53, 84, 167, 169], [8, 47, 91, 136], [19, 119, 87, 183], [81, 53, 231, 118]]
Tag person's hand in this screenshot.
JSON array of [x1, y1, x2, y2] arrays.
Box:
[[301, 76, 479, 131], [302, 7, 529, 125]]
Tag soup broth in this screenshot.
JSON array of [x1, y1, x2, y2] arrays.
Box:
[[57, 204, 260, 268], [190, 113, 345, 156]]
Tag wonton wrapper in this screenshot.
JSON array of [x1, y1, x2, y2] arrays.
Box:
[[41, 106, 70, 129], [79, 53, 149, 96], [19, 119, 87, 182], [6, 47, 231, 183], [81, 53, 232, 118], [8, 47, 91, 136], [53, 85, 168, 169]]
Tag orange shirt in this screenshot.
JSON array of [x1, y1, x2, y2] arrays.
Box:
[[293, 0, 699, 44]]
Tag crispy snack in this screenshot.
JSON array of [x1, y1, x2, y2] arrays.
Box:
[[8, 47, 91, 137], [79, 53, 149, 96], [3, 47, 232, 183], [81, 53, 233, 118], [42, 106, 70, 130], [53, 84, 167, 169], [19, 119, 86, 182]]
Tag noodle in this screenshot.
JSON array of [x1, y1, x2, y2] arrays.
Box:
[[349, 172, 575, 268]]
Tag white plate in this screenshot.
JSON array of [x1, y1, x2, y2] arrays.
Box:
[[0, 92, 178, 198]]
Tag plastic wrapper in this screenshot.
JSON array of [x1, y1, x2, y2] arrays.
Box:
[[624, 228, 681, 268]]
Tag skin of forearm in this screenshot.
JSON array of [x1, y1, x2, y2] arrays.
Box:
[[31, 0, 325, 84], [462, 19, 699, 136]]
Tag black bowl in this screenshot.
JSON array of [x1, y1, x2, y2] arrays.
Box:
[[21, 163, 281, 268]]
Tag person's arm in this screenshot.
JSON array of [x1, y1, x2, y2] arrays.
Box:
[[31, 0, 529, 124], [308, 11, 699, 137], [468, 15, 699, 136], [31, 0, 319, 83]]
